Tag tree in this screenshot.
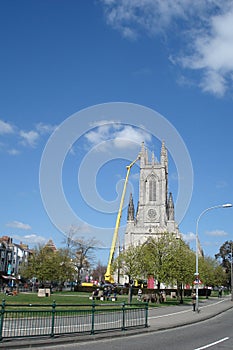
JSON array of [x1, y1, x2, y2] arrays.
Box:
[[63, 226, 100, 284], [112, 244, 143, 303], [165, 237, 195, 303], [117, 234, 196, 303], [140, 234, 182, 291], [91, 261, 107, 283], [112, 245, 143, 282], [20, 245, 75, 287], [54, 248, 76, 286], [215, 240, 233, 288], [213, 265, 227, 288]]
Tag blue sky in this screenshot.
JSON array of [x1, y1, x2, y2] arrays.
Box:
[[1, 0, 233, 266]]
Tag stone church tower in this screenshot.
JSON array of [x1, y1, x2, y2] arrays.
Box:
[[124, 141, 180, 248]]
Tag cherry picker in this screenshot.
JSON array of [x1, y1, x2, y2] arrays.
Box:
[[104, 156, 139, 283]]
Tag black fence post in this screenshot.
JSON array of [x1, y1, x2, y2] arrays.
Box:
[[145, 302, 149, 328], [91, 301, 95, 335], [121, 302, 126, 331], [50, 300, 56, 337], [0, 299, 5, 341]]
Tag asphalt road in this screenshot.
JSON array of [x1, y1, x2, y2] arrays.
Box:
[[31, 308, 233, 350]]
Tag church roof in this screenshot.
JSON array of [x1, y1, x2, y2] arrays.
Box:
[[45, 239, 57, 251]]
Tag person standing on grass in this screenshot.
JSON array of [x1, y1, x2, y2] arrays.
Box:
[[137, 288, 142, 301]]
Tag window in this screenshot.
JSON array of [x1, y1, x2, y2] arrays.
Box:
[[149, 176, 156, 201]]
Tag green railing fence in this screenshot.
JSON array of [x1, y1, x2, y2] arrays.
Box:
[[0, 300, 148, 340]]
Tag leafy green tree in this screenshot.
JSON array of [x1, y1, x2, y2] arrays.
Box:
[[112, 245, 143, 282], [215, 240, 233, 288], [54, 248, 76, 286], [198, 256, 216, 288], [165, 237, 195, 303], [112, 233, 228, 303], [112, 244, 143, 302], [140, 234, 190, 291], [114, 233, 196, 301], [21, 245, 75, 286], [115, 233, 197, 303], [213, 264, 228, 288]]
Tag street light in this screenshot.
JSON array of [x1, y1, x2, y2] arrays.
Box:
[[230, 242, 233, 302], [195, 203, 232, 313]]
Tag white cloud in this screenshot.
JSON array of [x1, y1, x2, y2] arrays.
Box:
[[101, 0, 227, 37], [199, 70, 227, 97], [182, 231, 195, 243], [130, 172, 140, 181], [179, 8, 233, 96], [101, 0, 233, 96], [36, 122, 57, 134], [85, 124, 113, 145], [113, 126, 151, 148], [89, 119, 120, 128], [19, 130, 40, 147], [7, 148, 21, 156], [190, 11, 233, 71], [101, 0, 191, 38], [85, 123, 151, 150], [216, 180, 228, 189], [68, 144, 76, 156], [0, 119, 56, 153], [19, 122, 57, 147], [205, 230, 228, 237], [0, 120, 15, 134], [6, 221, 32, 230], [12, 234, 47, 245]]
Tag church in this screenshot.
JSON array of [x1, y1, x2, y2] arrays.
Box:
[[124, 141, 180, 249]]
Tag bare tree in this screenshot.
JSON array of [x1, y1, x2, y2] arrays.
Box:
[[92, 261, 107, 283], [62, 225, 81, 253], [62, 226, 100, 284]]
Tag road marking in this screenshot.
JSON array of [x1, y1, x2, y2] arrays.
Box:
[[194, 337, 229, 350], [149, 297, 228, 320], [149, 309, 190, 319]]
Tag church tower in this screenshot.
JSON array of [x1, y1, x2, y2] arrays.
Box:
[[124, 142, 179, 248]]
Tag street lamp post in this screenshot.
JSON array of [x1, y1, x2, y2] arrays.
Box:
[[195, 203, 232, 313], [231, 242, 233, 302]]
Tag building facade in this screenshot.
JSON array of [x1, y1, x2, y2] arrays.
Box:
[[0, 236, 31, 280], [124, 141, 180, 248]]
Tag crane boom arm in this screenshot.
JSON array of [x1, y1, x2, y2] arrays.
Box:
[[104, 157, 139, 283]]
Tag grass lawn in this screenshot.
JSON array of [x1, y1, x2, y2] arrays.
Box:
[[0, 291, 196, 308], [0, 291, 130, 306]]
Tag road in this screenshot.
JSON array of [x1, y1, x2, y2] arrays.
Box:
[[31, 308, 233, 350]]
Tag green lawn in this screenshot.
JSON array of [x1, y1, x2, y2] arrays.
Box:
[[0, 291, 195, 308], [0, 291, 130, 306]]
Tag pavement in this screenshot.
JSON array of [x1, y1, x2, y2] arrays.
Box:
[[1, 296, 233, 349]]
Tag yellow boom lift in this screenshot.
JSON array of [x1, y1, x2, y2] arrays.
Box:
[[104, 156, 139, 283]]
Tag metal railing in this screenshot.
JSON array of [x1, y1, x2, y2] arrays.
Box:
[[0, 300, 148, 340]]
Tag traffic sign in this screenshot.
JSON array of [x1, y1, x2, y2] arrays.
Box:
[[193, 279, 202, 284]]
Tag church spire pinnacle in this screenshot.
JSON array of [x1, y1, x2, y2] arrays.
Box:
[[140, 142, 146, 167], [167, 192, 174, 220], [151, 151, 155, 165], [127, 193, 135, 221], [160, 140, 168, 169]]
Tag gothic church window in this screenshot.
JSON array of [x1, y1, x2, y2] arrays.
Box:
[[149, 176, 156, 201]]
